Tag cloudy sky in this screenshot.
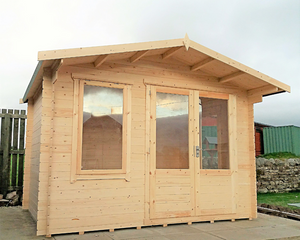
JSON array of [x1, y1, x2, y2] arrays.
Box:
[[0, 0, 299, 126]]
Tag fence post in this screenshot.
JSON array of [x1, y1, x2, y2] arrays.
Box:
[[11, 110, 19, 188], [0, 109, 5, 193], [18, 110, 26, 190], [2, 109, 13, 197]]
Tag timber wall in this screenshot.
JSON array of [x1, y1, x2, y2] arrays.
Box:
[[28, 87, 42, 221], [27, 55, 256, 235], [22, 99, 33, 209]]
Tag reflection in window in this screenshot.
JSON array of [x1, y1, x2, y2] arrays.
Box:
[[200, 98, 229, 169], [81, 85, 123, 170], [156, 92, 189, 169]]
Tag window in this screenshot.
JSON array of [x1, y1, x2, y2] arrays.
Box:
[[73, 80, 131, 180], [156, 92, 189, 169], [81, 85, 123, 170], [200, 97, 229, 169]]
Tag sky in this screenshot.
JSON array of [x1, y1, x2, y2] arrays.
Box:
[[0, 0, 299, 126]]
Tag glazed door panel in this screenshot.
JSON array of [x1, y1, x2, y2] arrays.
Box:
[[149, 86, 196, 219], [195, 93, 238, 216]]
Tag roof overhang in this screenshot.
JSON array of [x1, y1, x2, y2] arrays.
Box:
[[22, 61, 44, 103], [22, 34, 290, 103]]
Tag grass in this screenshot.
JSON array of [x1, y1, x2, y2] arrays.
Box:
[[257, 192, 300, 210], [258, 152, 298, 159]]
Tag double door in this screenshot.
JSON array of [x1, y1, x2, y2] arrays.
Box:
[[147, 85, 237, 220]]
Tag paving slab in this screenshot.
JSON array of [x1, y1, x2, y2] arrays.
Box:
[[212, 227, 272, 240], [106, 228, 159, 239], [0, 206, 53, 240], [52, 232, 112, 240], [150, 224, 202, 235], [258, 225, 300, 239], [212, 225, 300, 240], [165, 232, 222, 240], [1, 207, 300, 240], [223, 218, 277, 229], [190, 220, 238, 232]]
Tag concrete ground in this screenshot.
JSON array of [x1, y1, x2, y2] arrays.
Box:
[[1, 207, 300, 240]]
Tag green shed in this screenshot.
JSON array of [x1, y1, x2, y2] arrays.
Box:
[[263, 126, 300, 156]]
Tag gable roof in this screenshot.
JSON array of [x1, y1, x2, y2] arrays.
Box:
[[22, 34, 290, 103]]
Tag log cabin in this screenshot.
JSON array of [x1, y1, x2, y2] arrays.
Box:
[[21, 34, 290, 237]]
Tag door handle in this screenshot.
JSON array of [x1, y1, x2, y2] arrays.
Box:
[[196, 146, 200, 158]]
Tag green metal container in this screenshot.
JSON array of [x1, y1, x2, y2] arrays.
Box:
[[263, 126, 300, 156]]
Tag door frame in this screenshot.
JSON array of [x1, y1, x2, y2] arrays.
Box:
[[148, 85, 195, 219], [144, 84, 238, 222]]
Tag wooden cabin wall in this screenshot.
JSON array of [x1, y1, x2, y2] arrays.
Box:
[[24, 86, 42, 221], [42, 67, 145, 235], [235, 93, 251, 217], [22, 98, 33, 209], [22, 74, 55, 235], [35, 73, 56, 235], [248, 101, 257, 218], [37, 55, 257, 235]]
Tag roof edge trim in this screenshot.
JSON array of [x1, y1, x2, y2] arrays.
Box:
[[22, 61, 43, 103], [38, 38, 185, 61]]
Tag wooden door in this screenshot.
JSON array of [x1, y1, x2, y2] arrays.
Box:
[[194, 93, 238, 217], [148, 86, 197, 219], [147, 86, 238, 220]]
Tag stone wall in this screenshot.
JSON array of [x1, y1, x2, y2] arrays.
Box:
[[256, 158, 300, 193]]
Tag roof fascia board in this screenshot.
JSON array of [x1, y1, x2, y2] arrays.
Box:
[[22, 61, 44, 103], [189, 40, 291, 93], [38, 38, 184, 61], [248, 85, 279, 97]]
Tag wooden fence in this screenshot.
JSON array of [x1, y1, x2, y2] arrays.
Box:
[[0, 109, 26, 197]]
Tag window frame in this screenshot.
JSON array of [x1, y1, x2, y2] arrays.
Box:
[[199, 95, 230, 170], [197, 92, 237, 176], [71, 79, 131, 182]]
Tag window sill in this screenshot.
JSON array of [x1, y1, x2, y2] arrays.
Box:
[[71, 173, 130, 183]]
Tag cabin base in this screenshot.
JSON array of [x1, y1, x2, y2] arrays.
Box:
[[40, 215, 256, 236]]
